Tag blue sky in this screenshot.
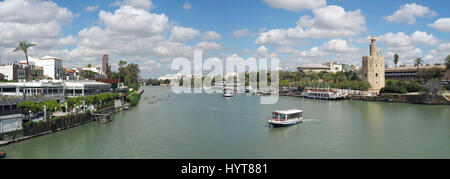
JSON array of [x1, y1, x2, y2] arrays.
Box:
[[1, 0, 450, 78]]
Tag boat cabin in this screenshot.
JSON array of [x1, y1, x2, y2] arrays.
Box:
[[271, 110, 303, 122]]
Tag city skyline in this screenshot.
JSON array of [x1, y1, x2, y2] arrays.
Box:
[[0, 0, 450, 78]]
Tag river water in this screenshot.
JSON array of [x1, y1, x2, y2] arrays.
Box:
[[1, 86, 449, 158]]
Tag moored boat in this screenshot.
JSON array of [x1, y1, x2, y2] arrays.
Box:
[[0, 152, 6, 159], [301, 88, 344, 100], [267, 109, 303, 127]]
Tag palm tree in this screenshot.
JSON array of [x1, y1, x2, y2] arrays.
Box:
[[13, 41, 36, 65], [415, 57, 423, 80], [87, 64, 92, 68], [119, 60, 127, 69], [13, 41, 36, 80], [394, 53, 399, 68]]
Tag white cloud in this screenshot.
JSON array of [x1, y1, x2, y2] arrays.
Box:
[[233, 28, 250, 37], [183, 2, 192, 10], [428, 18, 450, 32], [112, 0, 154, 11], [85, 5, 99, 12], [384, 3, 436, 25], [263, 0, 326, 12], [57, 36, 77, 46], [376, 31, 440, 48], [323, 39, 358, 53], [99, 6, 169, 37], [255, 5, 366, 46], [0, 0, 75, 60], [202, 31, 222, 40], [195, 41, 223, 51], [425, 43, 450, 64], [169, 26, 200, 42]]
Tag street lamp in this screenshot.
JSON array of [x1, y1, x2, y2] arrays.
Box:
[[43, 104, 46, 122]]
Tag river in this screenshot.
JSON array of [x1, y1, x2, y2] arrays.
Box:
[[1, 86, 449, 158]]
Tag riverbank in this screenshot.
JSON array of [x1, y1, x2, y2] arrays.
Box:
[[280, 91, 450, 105], [0, 89, 144, 147]]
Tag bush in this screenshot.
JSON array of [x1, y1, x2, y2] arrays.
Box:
[[128, 92, 141, 106], [380, 80, 423, 94]]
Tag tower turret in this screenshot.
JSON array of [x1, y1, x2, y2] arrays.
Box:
[[370, 36, 377, 56]]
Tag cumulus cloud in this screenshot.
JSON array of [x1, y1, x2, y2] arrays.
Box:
[[85, 5, 99, 12], [276, 39, 360, 64], [384, 3, 436, 24], [370, 31, 441, 64], [428, 18, 450, 32], [425, 43, 450, 64], [169, 26, 200, 42], [0, 0, 75, 60], [255, 5, 366, 46], [202, 31, 222, 40], [233, 28, 250, 37], [57, 36, 77, 46], [263, 0, 326, 12], [183, 2, 192, 10], [111, 0, 154, 11], [99, 6, 169, 37], [195, 41, 223, 51]]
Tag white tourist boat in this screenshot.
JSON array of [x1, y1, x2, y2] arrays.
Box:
[[223, 88, 234, 97], [301, 88, 344, 100], [267, 109, 303, 127]]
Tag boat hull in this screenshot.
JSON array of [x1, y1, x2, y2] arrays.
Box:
[[268, 119, 302, 128]]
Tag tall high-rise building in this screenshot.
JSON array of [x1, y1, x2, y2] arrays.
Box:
[[362, 36, 385, 91], [102, 54, 108, 75]]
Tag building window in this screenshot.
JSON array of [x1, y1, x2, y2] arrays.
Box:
[[376, 73, 378, 77]]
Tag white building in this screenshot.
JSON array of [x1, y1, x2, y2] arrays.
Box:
[[328, 62, 344, 73], [0, 62, 26, 81], [29, 56, 63, 80], [65, 80, 111, 97], [82, 66, 102, 74], [297, 64, 331, 73]]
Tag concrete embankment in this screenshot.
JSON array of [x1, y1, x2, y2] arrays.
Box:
[[348, 93, 450, 105]]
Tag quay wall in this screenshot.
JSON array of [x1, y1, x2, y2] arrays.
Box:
[[348, 93, 449, 105]]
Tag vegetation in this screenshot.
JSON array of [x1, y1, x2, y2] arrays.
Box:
[[127, 92, 141, 106], [418, 67, 444, 81], [446, 55, 450, 69], [13, 41, 36, 66], [17, 100, 62, 119], [108, 60, 141, 90], [380, 80, 423, 94], [414, 57, 424, 73], [394, 53, 399, 68], [66, 92, 118, 109]]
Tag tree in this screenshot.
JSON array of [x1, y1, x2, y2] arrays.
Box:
[[13, 41, 36, 80], [13, 41, 36, 65], [414, 57, 424, 79], [105, 62, 112, 77], [445, 55, 450, 69], [87, 64, 93, 68], [394, 53, 399, 68]]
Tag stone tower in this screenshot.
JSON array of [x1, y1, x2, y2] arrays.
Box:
[[362, 36, 385, 91]]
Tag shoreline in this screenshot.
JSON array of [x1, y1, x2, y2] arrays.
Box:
[[0, 89, 144, 147]]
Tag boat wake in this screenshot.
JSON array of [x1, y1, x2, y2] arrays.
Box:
[[302, 119, 320, 122]]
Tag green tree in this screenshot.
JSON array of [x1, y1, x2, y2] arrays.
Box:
[[414, 57, 423, 72], [13, 41, 36, 80], [13, 41, 36, 66], [445, 55, 450, 69], [394, 53, 399, 68]]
